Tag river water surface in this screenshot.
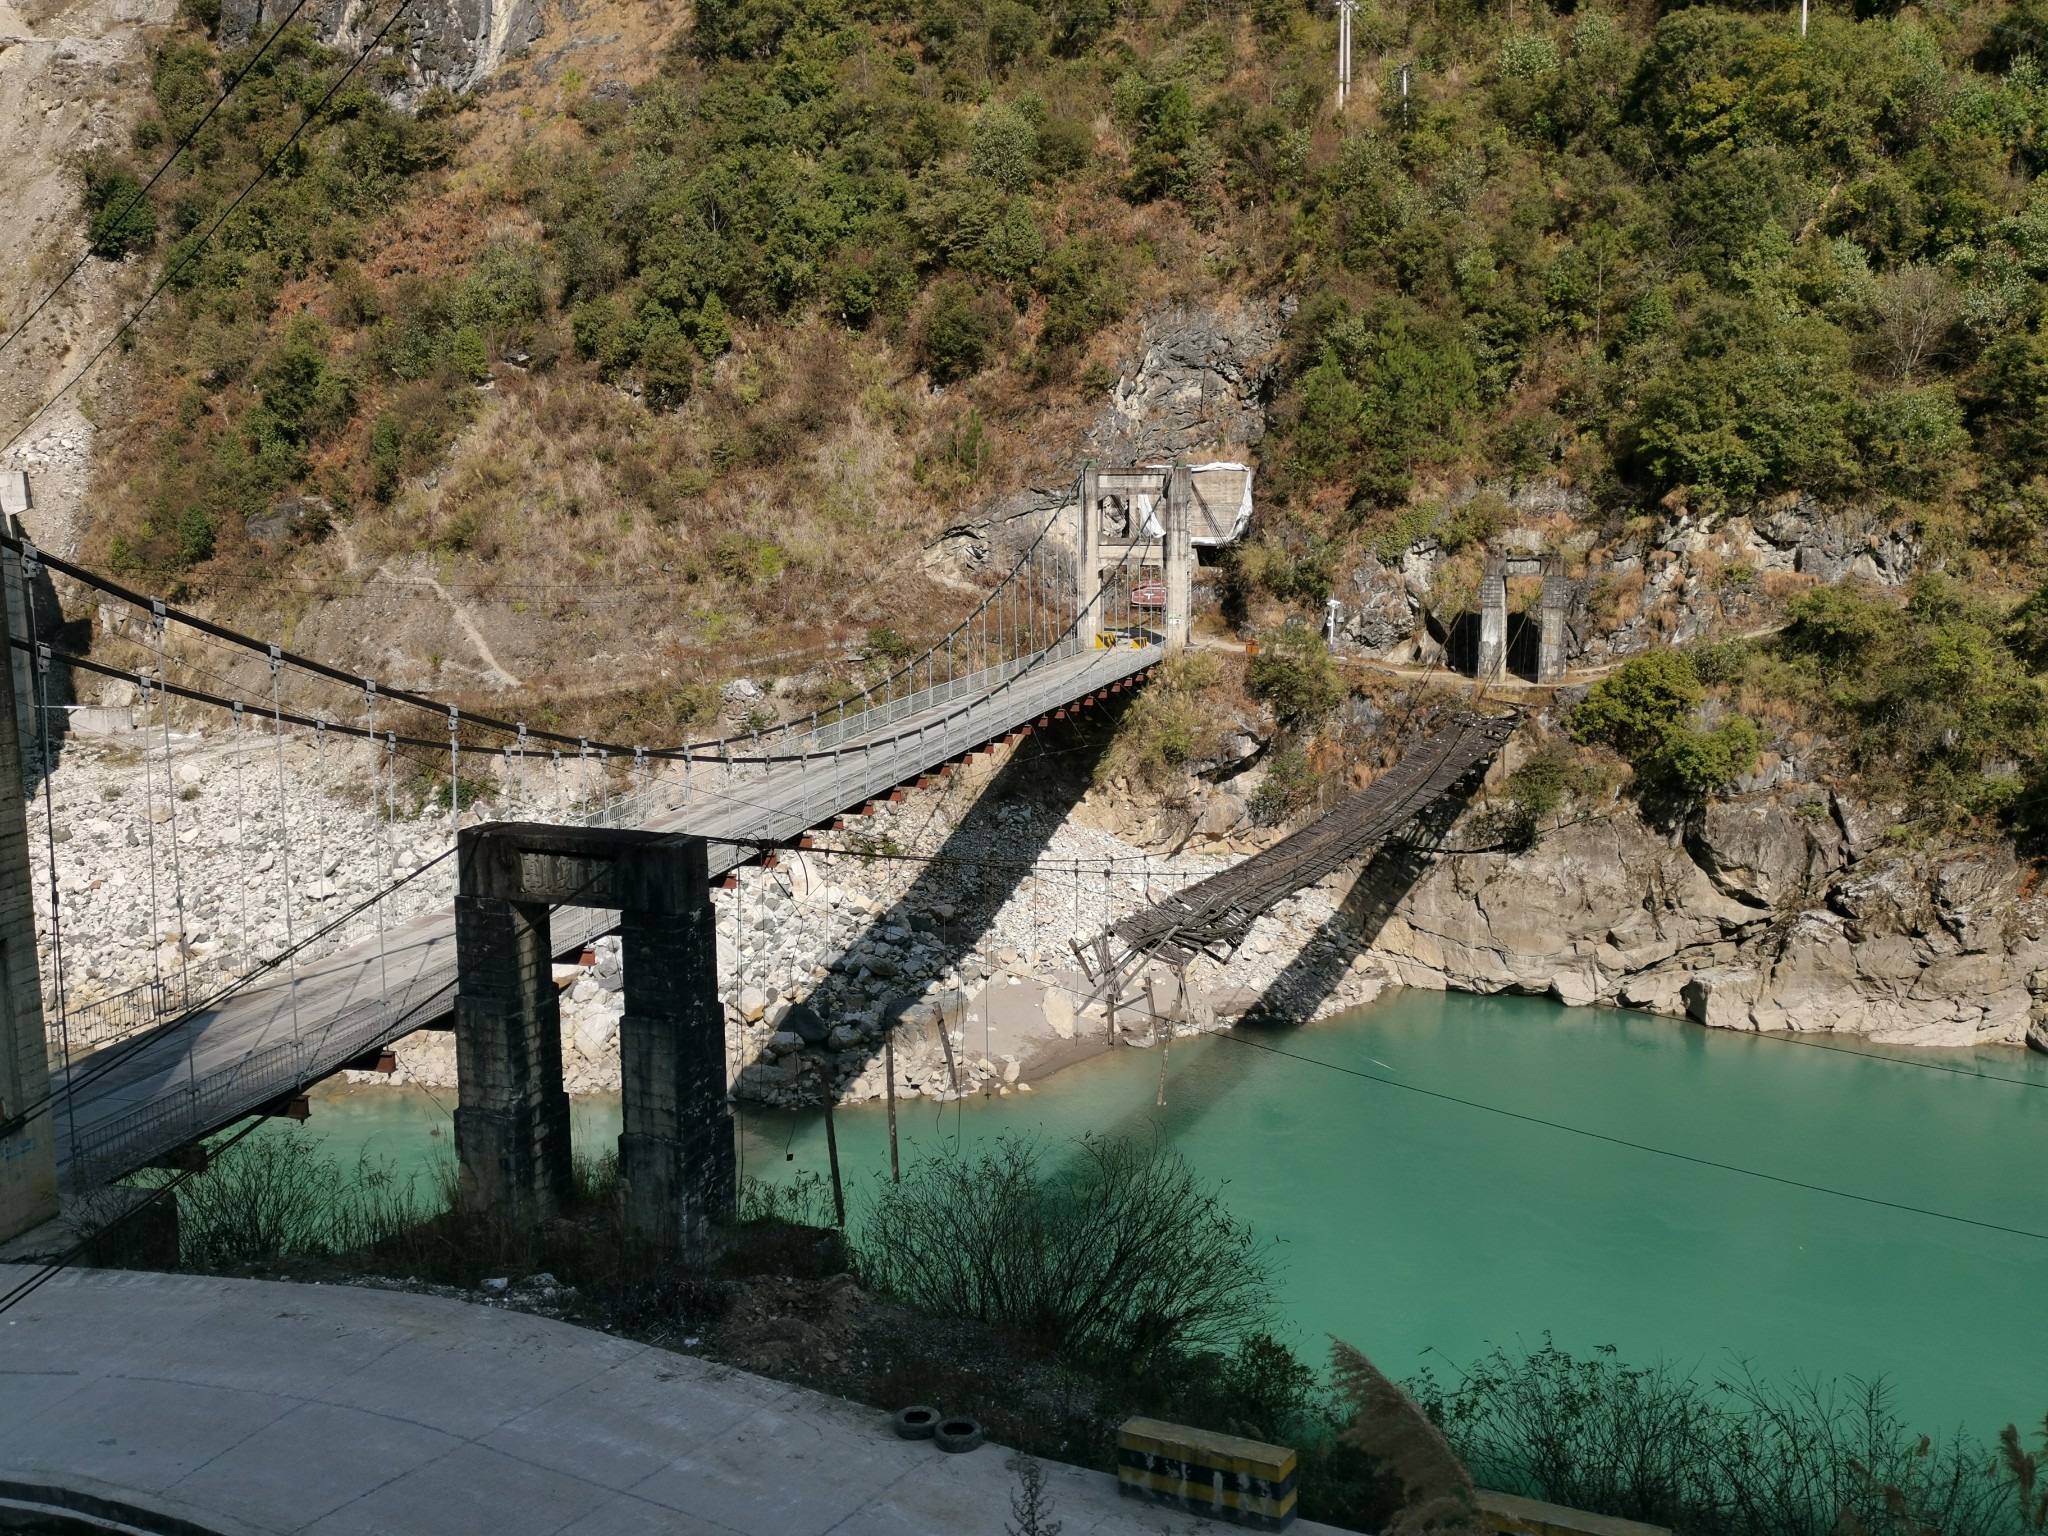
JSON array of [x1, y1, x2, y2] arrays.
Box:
[[295, 990, 2048, 1439]]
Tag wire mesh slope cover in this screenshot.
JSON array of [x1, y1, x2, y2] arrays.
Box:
[[1113, 712, 1519, 964]]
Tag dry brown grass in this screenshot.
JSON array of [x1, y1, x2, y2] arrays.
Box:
[[75, 0, 1331, 735]]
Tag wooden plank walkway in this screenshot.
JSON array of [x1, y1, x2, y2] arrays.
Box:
[[1113, 711, 1517, 963]]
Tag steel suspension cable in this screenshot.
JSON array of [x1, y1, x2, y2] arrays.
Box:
[[269, 649, 302, 1044], [230, 702, 252, 972], [135, 672, 167, 1005], [0, 0, 325, 369]]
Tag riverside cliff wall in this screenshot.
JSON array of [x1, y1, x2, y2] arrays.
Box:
[[1359, 788, 2045, 1049]]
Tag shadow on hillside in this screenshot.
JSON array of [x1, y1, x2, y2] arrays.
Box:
[[777, 695, 1130, 1095]]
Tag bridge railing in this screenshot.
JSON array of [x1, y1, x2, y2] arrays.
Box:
[[49, 950, 257, 1057], [64, 948, 456, 1187]]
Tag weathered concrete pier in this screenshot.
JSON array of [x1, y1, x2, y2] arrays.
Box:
[[454, 823, 733, 1243], [0, 571, 57, 1246]]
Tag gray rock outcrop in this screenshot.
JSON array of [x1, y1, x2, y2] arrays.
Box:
[[1360, 787, 2042, 1047], [1085, 302, 1283, 464], [220, 0, 546, 96]]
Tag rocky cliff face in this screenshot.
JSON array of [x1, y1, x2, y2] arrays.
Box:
[[1084, 301, 1284, 465], [220, 0, 544, 96], [1359, 788, 2045, 1048], [1340, 488, 1921, 668]]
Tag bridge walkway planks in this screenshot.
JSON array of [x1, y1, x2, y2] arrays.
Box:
[[1111, 711, 1517, 964]]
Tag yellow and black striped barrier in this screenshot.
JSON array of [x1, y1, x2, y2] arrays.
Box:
[[1115, 1416, 1297, 1530]]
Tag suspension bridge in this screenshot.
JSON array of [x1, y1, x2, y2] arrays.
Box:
[[0, 462, 1521, 1238], [0, 490, 1180, 1192]]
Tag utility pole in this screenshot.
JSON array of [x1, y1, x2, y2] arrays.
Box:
[[1335, 0, 1356, 113], [1799, 0, 1808, 34]]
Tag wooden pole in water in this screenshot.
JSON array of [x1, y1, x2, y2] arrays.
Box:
[[884, 1028, 900, 1183], [824, 1093, 846, 1227]]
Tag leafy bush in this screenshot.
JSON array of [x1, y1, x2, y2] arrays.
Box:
[[82, 165, 156, 259], [968, 103, 1037, 191], [919, 281, 1010, 383], [250, 317, 353, 448], [1288, 302, 1478, 508], [1037, 237, 1126, 351], [1485, 739, 1605, 850], [1773, 578, 2048, 830], [856, 1134, 1272, 1370], [1248, 626, 1342, 733], [1569, 651, 1760, 798], [1248, 743, 1320, 826], [1099, 651, 1228, 788]]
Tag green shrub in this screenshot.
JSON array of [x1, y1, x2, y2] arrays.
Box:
[[369, 413, 403, 502], [919, 281, 1009, 384], [1569, 651, 1761, 797], [1412, 1339, 2015, 1536], [1099, 651, 1228, 787], [174, 506, 216, 563], [638, 313, 696, 412], [1038, 237, 1127, 350], [856, 1134, 1273, 1371], [968, 104, 1037, 191], [1772, 577, 2048, 830], [1628, 302, 1858, 507], [250, 317, 353, 447], [1248, 627, 1343, 733], [1485, 740, 1604, 849], [1248, 743, 1320, 825], [83, 166, 156, 260], [1288, 304, 1478, 508]]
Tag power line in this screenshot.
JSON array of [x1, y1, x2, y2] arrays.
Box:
[[1203, 1028, 2048, 1243], [0, 0, 421, 459], [1740, 1028, 2048, 1091], [0, 494, 1092, 764], [0, 0, 322, 368]]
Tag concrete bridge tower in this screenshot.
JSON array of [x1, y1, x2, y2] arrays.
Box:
[[0, 549, 58, 1242], [1475, 554, 1509, 682], [453, 824, 734, 1245]]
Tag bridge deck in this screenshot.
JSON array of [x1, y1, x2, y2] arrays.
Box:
[[1111, 711, 1517, 964], [57, 643, 1157, 1185]]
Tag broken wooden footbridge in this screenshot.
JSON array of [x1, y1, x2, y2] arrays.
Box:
[[1076, 711, 1519, 1000]]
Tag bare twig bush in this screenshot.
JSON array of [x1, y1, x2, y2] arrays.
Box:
[[172, 1125, 395, 1268], [1409, 1339, 2017, 1536], [1006, 1452, 1063, 1536], [854, 1133, 1271, 1371]]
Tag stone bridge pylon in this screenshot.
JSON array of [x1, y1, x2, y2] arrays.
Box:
[[454, 823, 733, 1245]]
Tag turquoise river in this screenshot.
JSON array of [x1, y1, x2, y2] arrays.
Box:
[[289, 990, 2048, 1440]]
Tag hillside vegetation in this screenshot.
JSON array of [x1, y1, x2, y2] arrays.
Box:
[[61, 0, 2048, 812]]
